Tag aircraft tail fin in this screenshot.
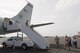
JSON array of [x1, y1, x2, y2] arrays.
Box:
[[12, 2, 33, 26]]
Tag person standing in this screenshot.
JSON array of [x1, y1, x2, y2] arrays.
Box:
[[64, 36, 70, 50], [73, 36, 77, 48], [55, 35, 59, 48], [68, 37, 72, 47]]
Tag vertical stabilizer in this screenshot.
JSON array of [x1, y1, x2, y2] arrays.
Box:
[[12, 2, 33, 26]]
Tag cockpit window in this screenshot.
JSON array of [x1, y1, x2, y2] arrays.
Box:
[[9, 21, 13, 25]]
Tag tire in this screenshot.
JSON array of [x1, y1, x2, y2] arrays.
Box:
[[22, 44, 27, 50], [3, 43, 7, 48]]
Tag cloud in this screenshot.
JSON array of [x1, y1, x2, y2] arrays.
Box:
[[51, 0, 80, 36], [0, 0, 27, 17]]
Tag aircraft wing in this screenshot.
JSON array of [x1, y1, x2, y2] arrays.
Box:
[[30, 22, 54, 28]]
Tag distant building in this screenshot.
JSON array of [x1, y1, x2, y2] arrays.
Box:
[[75, 32, 80, 38], [78, 32, 80, 35]]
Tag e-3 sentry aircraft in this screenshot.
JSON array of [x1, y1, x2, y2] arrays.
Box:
[[0, 2, 53, 49]]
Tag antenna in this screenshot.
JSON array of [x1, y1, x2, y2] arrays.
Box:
[[25, 0, 33, 6], [25, 0, 30, 3]]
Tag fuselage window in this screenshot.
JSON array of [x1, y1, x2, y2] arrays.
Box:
[[9, 21, 13, 25]]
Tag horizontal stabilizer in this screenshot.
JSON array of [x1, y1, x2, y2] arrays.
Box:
[[30, 22, 54, 28]]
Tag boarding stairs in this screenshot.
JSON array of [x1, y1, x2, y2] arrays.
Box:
[[18, 23, 49, 49]]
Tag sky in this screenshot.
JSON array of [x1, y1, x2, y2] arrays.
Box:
[[0, 0, 80, 37]]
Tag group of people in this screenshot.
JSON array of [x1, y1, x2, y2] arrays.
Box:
[[55, 35, 77, 50]]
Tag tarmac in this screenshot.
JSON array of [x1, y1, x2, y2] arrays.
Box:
[[0, 44, 80, 53], [0, 37, 80, 53]]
